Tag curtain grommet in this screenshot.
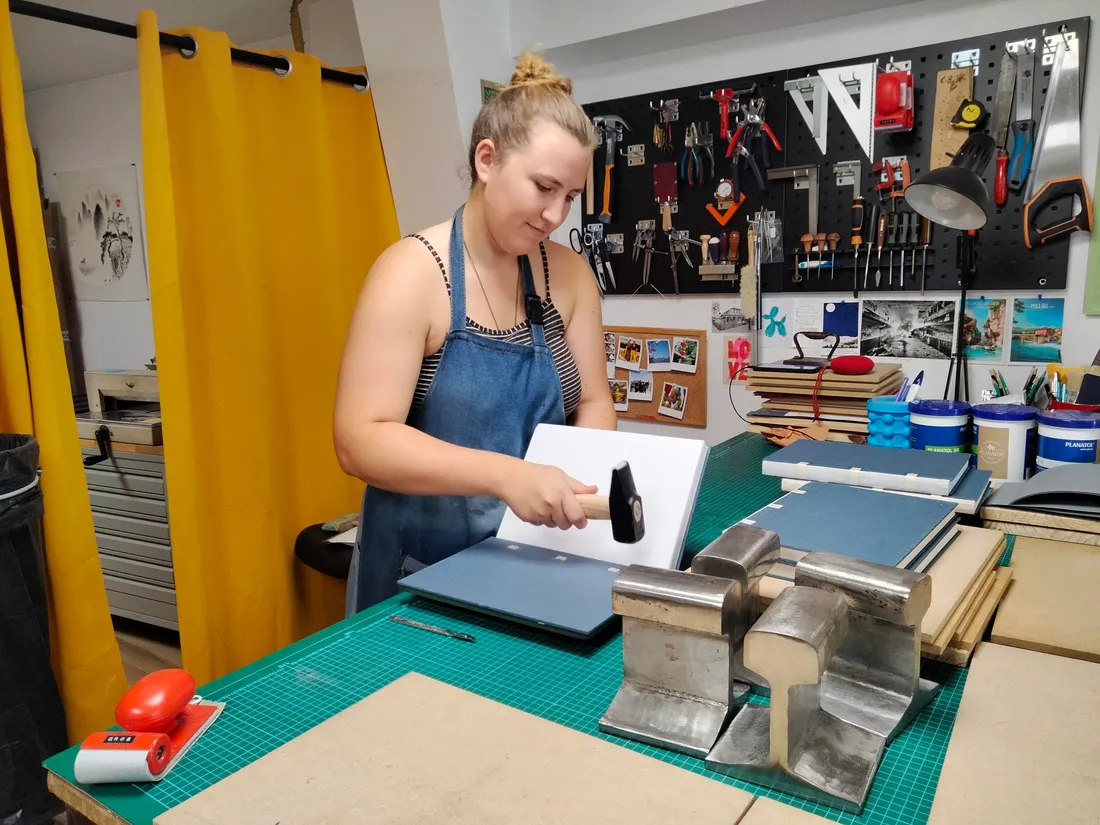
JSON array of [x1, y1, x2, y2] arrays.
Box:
[[352, 74, 369, 92], [179, 35, 198, 59], [274, 58, 292, 77]]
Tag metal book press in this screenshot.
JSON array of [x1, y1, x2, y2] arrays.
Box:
[[600, 526, 941, 814]]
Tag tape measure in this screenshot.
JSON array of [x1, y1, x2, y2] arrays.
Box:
[[951, 98, 989, 130]]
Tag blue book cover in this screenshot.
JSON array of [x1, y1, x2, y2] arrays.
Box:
[[742, 482, 957, 569], [762, 440, 971, 496], [398, 537, 623, 639]]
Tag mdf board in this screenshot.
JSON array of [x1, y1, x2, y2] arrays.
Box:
[[920, 526, 1005, 644], [154, 673, 754, 825], [992, 536, 1100, 663], [748, 363, 901, 386], [928, 68, 973, 171], [927, 644, 1100, 825], [605, 325, 707, 428], [740, 797, 833, 825]]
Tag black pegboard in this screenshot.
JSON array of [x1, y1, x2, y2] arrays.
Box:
[[582, 17, 1090, 297]]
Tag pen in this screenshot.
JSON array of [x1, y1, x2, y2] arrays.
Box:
[[388, 615, 476, 643], [895, 377, 910, 402]]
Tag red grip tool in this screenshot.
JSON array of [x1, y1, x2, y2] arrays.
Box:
[[994, 151, 1009, 207]]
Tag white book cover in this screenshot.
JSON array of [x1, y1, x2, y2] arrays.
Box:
[[497, 423, 709, 570]]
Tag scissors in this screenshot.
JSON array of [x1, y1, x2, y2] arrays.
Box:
[[569, 227, 611, 293]]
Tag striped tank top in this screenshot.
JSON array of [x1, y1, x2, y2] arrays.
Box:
[[410, 235, 583, 417]]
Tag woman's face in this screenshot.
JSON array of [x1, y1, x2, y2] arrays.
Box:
[[476, 120, 592, 255]]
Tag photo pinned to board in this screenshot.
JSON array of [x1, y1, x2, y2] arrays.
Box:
[[658, 381, 688, 420], [646, 338, 672, 372], [616, 335, 644, 370], [725, 336, 752, 384], [604, 331, 617, 378], [1010, 297, 1064, 363], [608, 379, 629, 412], [860, 299, 956, 360], [628, 370, 654, 401], [671, 336, 699, 373], [962, 298, 1007, 363]]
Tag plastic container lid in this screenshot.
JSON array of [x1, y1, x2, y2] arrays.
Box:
[[1037, 409, 1100, 429], [909, 399, 971, 417], [971, 402, 1038, 422]]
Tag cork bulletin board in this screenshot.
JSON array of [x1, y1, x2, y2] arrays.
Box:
[[604, 326, 707, 428]]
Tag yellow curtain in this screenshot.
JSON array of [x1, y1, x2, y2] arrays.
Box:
[[0, 5, 128, 742], [138, 12, 400, 685]]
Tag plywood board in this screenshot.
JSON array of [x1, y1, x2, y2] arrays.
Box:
[[982, 520, 1100, 547], [747, 363, 902, 385], [927, 644, 1100, 825], [980, 505, 1100, 535], [747, 425, 864, 443], [925, 553, 998, 656], [155, 673, 754, 825], [606, 326, 706, 428], [991, 536, 1100, 663], [748, 382, 902, 399], [928, 68, 974, 171], [739, 797, 833, 824], [761, 399, 870, 415], [920, 526, 1005, 643], [746, 413, 869, 433]]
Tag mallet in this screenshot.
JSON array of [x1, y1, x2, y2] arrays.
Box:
[[575, 461, 645, 543]]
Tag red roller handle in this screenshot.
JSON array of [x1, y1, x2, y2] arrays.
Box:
[[994, 151, 1008, 207]]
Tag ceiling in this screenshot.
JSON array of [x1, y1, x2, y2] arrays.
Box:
[[12, 0, 297, 91]]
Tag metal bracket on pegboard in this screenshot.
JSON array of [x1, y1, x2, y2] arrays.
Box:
[[1040, 28, 1078, 64], [833, 160, 862, 188], [951, 48, 981, 75], [884, 58, 912, 73], [606, 233, 625, 254]]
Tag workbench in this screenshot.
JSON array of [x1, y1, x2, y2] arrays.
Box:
[[44, 434, 976, 825]]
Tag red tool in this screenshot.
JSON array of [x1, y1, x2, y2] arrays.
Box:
[[712, 88, 737, 140], [74, 669, 224, 785], [873, 159, 896, 201], [874, 69, 915, 132]]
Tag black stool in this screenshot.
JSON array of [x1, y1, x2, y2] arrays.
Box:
[[294, 524, 353, 580]]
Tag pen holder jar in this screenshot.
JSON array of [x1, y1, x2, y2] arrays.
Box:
[[867, 396, 911, 448]]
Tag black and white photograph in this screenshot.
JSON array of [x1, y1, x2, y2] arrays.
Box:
[[604, 331, 617, 378], [860, 300, 956, 360], [711, 300, 750, 333], [628, 370, 654, 401]]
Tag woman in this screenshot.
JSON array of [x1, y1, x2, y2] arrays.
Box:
[[334, 51, 617, 614]]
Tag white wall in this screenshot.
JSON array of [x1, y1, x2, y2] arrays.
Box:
[[352, 0, 469, 234], [23, 0, 363, 372], [440, 0, 513, 144], [546, 0, 1100, 445]]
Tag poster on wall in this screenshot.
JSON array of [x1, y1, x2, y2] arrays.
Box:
[[711, 300, 751, 333], [54, 164, 148, 302], [822, 301, 860, 351], [725, 336, 752, 384], [1010, 297, 1064, 363], [962, 298, 1007, 363], [860, 300, 956, 360]]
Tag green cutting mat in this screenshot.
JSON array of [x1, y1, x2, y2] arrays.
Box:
[[45, 435, 970, 825]]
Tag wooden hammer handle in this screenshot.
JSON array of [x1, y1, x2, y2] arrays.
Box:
[[575, 494, 610, 520]]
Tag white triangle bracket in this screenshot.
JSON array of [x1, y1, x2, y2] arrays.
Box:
[[818, 63, 877, 162], [784, 76, 829, 155]]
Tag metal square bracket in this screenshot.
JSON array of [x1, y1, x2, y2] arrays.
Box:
[[585, 223, 605, 242], [833, 160, 862, 188], [625, 145, 646, 167], [606, 233, 625, 254], [818, 63, 876, 161], [784, 76, 829, 155], [1041, 29, 1078, 65], [951, 48, 981, 76]]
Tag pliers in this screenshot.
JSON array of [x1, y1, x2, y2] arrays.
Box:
[[725, 98, 781, 201], [679, 123, 702, 185], [696, 122, 715, 183]]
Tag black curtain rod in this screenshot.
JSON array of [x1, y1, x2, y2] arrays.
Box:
[[9, 0, 369, 89]]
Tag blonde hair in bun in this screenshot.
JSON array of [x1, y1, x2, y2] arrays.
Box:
[[467, 49, 595, 184]]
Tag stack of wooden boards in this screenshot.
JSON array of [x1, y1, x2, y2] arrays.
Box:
[[743, 362, 903, 440], [749, 440, 1008, 665], [980, 463, 1100, 547]]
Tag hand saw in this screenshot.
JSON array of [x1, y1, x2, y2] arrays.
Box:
[[1022, 35, 1094, 248]]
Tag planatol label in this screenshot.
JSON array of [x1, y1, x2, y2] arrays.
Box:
[[1036, 415, 1100, 471], [976, 426, 1010, 477]]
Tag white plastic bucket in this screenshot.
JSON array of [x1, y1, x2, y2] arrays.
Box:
[[1036, 410, 1100, 470], [971, 403, 1038, 482]]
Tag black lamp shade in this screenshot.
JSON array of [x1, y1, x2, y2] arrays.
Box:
[[904, 166, 992, 230]]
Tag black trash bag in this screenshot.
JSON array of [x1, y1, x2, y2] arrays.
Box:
[[0, 434, 68, 824]]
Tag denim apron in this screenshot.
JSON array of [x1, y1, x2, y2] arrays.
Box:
[[346, 205, 566, 614]]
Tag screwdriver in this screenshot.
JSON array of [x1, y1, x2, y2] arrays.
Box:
[[815, 232, 827, 269], [874, 209, 886, 288], [720, 232, 729, 265], [920, 216, 932, 294], [908, 211, 921, 287], [729, 231, 740, 265], [851, 196, 866, 297], [886, 212, 899, 286], [827, 233, 840, 280], [864, 203, 878, 290], [898, 212, 910, 287]]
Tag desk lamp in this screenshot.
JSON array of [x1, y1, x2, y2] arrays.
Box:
[[904, 133, 994, 402]]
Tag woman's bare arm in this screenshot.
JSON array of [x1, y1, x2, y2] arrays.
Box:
[[333, 240, 520, 497], [555, 245, 617, 430]]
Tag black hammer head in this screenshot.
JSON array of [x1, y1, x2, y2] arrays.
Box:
[[609, 461, 644, 543]]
